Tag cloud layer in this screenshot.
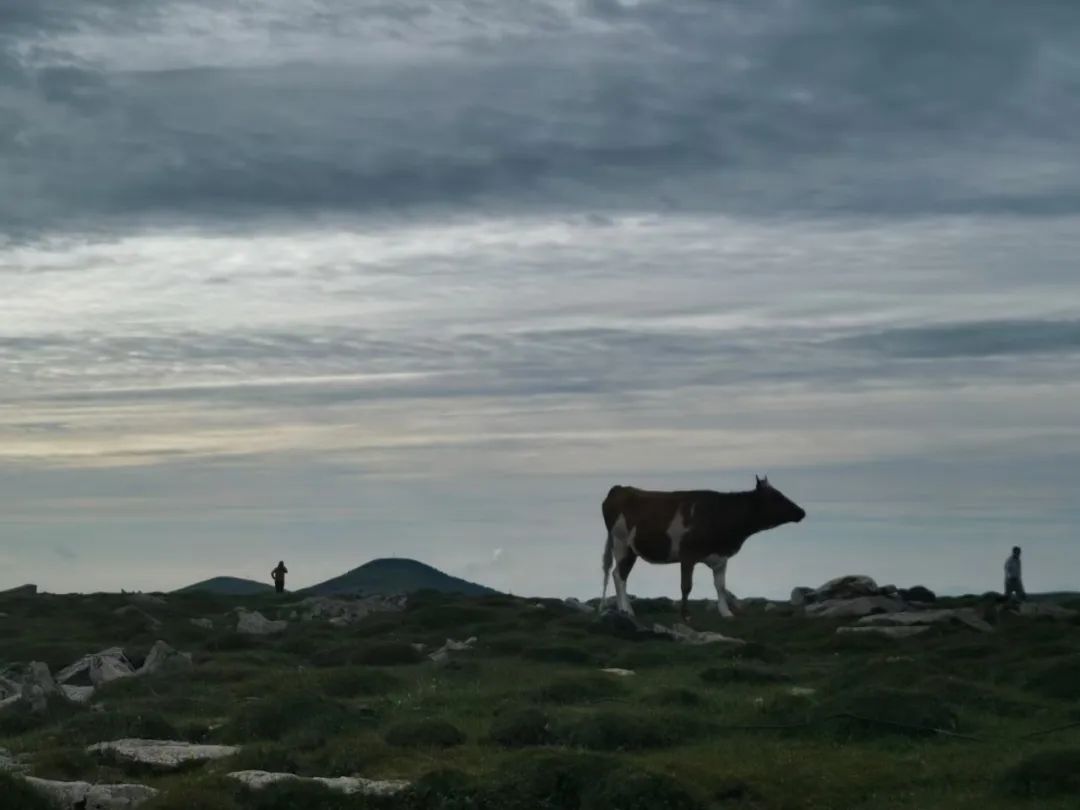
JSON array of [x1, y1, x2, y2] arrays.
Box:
[[1, 1, 1079, 597]]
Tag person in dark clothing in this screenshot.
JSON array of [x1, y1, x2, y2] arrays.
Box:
[[271, 560, 288, 594], [1003, 546, 1025, 604]]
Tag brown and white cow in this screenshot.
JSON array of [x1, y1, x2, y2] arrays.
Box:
[[600, 476, 806, 621]]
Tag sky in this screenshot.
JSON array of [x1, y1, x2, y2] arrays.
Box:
[[2, 0, 1079, 599]]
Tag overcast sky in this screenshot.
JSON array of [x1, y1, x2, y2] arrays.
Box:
[[2, 0, 1079, 599]]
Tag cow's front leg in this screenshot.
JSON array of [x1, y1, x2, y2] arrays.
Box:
[[705, 555, 734, 619], [679, 559, 694, 624]]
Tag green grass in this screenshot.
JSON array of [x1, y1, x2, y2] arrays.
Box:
[[3, 590, 1080, 809]]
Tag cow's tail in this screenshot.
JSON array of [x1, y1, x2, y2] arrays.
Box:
[[599, 531, 614, 613]]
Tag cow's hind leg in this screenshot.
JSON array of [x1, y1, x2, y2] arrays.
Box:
[[679, 559, 694, 624], [600, 532, 614, 613], [613, 550, 637, 616], [705, 555, 734, 619]]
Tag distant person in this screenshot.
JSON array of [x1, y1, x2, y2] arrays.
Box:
[[1003, 546, 1025, 604], [271, 560, 288, 594]]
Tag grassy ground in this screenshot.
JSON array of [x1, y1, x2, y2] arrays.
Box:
[[2, 589, 1080, 809]]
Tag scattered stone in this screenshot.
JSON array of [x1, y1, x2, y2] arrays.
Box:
[[563, 597, 593, 614], [128, 593, 167, 608], [113, 605, 161, 628], [138, 641, 193, 677], [24, 776, 158, 809], [236, 610, 287, 635], [227, 770, 409, 797], [429, 637, 477, 664], [21, 662, 61, 713], [291, 594, 407, 626], [790, 586, 814, 607], [61, 685, 96, 704], [787, 686, 816, 696], [0, 584, 37, 598], [857, 608, 994, 634], [57, 648, 136, 687], [601, 668, 635, 677], [654, 623, 745, 646], [88, 740, 240, 770], [804, 596, 907, 619], [189, 618, 213, 630], [1016, 602, 1078, 620], [836, 625, 931, 639]]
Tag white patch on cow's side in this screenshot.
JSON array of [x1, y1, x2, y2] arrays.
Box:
[[704, 554, 733, 619], [665, 509, 692, 561]]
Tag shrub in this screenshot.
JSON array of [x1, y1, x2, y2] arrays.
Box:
[[491, 752, 618, 810], [238, 780, 361, 810], [999, 748, 1080, 798], [29, 747, 96, 780], [0, 773, 56, 810], [222, 694, 371, 744], [531, 675, 625, 705], [224, 743, 303, 775], [650, 687, 704, 707], [699, 663, 789, 686], [312, 642, 424, 667], [384, 718, 466, 748], [1025, 658, 1080, 701], [581, 769, 704, 810], [320, 667, 401, 698], [61, 708, 179, 745], [821, 687, 959, 740], [489, 708, 553, 748], [713, 641, 786, 665], [555, 711, 700, 751], [405, 769, 486, 810], [521, 645, 593, 665]]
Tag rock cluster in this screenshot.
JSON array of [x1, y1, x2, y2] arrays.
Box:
[[227, 770, 410, 797]]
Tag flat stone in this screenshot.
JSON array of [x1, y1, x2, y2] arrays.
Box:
[[804, 595, 908, 619], [654, 623, 745, 645], [61, 685, 96, 704], [857, 608, 994, 633], [236, 610, 287, 635], [190, 618, 213, 630], [601, 668, 635, 677], [24, 776, 158, 809], [837, 625, 931, 639], [227, 770, 409, 797], [88, 739, 240, 770]]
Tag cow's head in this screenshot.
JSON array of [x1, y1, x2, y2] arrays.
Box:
[[754, 475, 806, 527]]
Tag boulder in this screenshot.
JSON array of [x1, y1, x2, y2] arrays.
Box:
[[857, 608, 993, 634], [227, 770, 409, 797], [836, 625, 931, 639], [21, 662, 61, 713], [814, 575, 881, 600], [790, 587, 814, 607], [61, 685, 96, 704], [236, 610, 287, 635], [190, 618, 213, 630], [57, 648, 135, 687], [88, 740, 239, 770], [804, 596, 907, 619], [138, 641, 193, 677], [24, 776, 158, 809], [0, 584, 37, 598], [899, 585, 937, 603]]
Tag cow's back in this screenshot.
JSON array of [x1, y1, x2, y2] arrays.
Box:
[[603, 485, 718, 563]]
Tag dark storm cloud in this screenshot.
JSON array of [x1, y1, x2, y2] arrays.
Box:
[[838, 318, 1080, 359], [2, 0, 1079, 234]]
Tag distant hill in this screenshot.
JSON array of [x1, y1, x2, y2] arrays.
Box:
[[174, 576, 273, 596], [301, 558, 497, 597]]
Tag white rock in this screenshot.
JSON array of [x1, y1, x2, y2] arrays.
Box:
[[428, 637, 477, 662], [190, 618, 213, 630], [138, 641, 193, 676], [804, 596, 907, 619], [88, 739, 240, 770], [601, 668, 635, 677], [24, 776, 158, 809], [836, 625, 931, 639], [61, 685, 96, 704], [236, 610, 287, 635], [57, 648, 135, 687], [653, 623, 745, 645], [227, 770, 409, 797], [857, 608, 994, 633], [787, 686, 816, 696]]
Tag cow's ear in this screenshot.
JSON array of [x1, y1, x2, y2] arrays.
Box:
[[755, 475, 763, 487]]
